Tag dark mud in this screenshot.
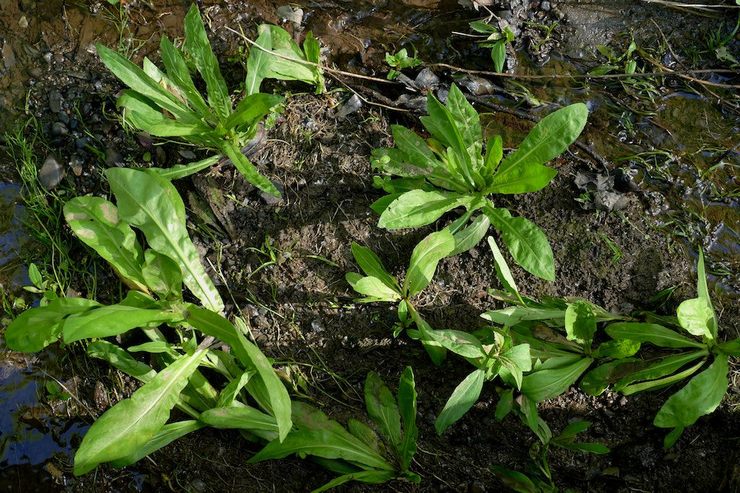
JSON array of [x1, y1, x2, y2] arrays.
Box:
[[0, 0, 738, 492]]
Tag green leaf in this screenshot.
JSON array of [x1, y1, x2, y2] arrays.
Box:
[[491, 466, 538, 493], [620, 360, 705, 395], [605, 322, 705, 349], [397, 367, 417, 471], [580, 359, 634, 396], [199, 406, 278, 434], [159, 36, 210, 117], [489, 103, 588, 193], [110, 420, 205, 468], [117, 91, 210, 138], [486, 207, 555, 281], [612, 350, 708, 393], [350, 243, 400, 292], [404, 229, 455, 297], [246, 24, 316, 96], [249, 403, 393, 471], [74, 349, 207, 475], [346, 274, 402, 302], [491, 40, 506, 73], [495, 389, 514, 420], [311, 470, 397, 493], [450, 214, 490, 256], [653, 355, 728, 430], [592, 339, 641, 359], [186, 307, 292, 441], [521, 357, 593, 402], [141, 250, 183, 300], [64, 196, 148, 292], [481, 306, 564, 326], [63, 302, 181, 343], [222, 141, 280, 197], [147, 155, 220, 181], [378, 190, 473, 230], [127, 341, 173, 354], [564, 301, 596, 346], [96, 44, 192, 120], [499, 343, 532, 389], [364, 372, 402, 449], [183, 5, 231, 118], [216, 370, 254, 407], [87, 341, 157, 382], [487, 235, 519, 297], [695, 251, 717, 337], [347, 419, 381, 451], [435, 369, 485, 434], [426, 328, 486, 359], [482, 135, 503, 179], [5, 298, 101, 352], [106, 168, 224, 313], [445, 84, 482, 157], [676, 298, 714, 340], [224, 93, 283, 131], [391, 125, 439, 170], [717, 339, 740, 356]]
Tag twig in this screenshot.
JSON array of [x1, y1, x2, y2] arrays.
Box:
[[641, 0, 739, 11]]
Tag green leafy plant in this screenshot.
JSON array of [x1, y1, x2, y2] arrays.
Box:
[[96, 5, 322, 197], [469, 20, 515, 73], [5, 168, 293, 474], [371, 84, 588, 281], [385, 48, 422, 80], [250, 368, 420, 492]]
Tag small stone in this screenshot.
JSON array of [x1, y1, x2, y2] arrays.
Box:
[[75, 137, 90, 150], [93, 381, 108, 411], [414, 68, 440, 91], [335, 94, 362, 119], [39, 155, 65, 190], [50, 122, 68, 137], [178, 149, 196, 160], [48, 90, 63, 113], [619, 396, 628, 406], [310, 320, 325, 333], [18, 16, 29, 29], [276, 5, 303, 25], [70, 155, 84, 176], [541, 1, 551, 11]]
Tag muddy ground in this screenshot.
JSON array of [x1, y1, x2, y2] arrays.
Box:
[[1, 1, 738, 492]]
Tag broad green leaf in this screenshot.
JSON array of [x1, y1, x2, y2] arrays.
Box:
[[246, 24, 316, 96], [141, 250, 183, 300], [87, 340, 157, 382], [620, 360, 705, 395], [580, 359, 635, 396], [225, 93, 283, 131], [521, 357, 593, 402], [378, 190, 474, 230], [110, 420, 205, 467], [96, 44, 192, 120], [653, 355, 729, 429], [605, 322, 705, 349], [495, 389, 514, 420], [612, 350, 708, 393], [106, 168, 224, 313], [485, 162, 557, 194], [487, 236, 519, 297], [74, 349, 207, 475], [222, 140, 280, 197], [350, 243, 400, 292], [364, 372, 402, 449], [159, 36, 210, 117], [450, 214, 490, 256], [490, 103, 588, 191], [391, 125, 439, 170], [117, 91, 210, 138], [676, 298, 714, 340], [63, 296, 185, 344], [183, 5, 231, 118], [592, 339, 641, 359], [435, 369, 485, 434], [200, 406, 278, 433], [717, 339, 740, 356], [346, 274, 401, 302], [397, 367, 417, 471], [426, 328, 486, 359], [347, 419, 381, 451], [312, 470, 397, 493], [404, 229, 455, 296], [483, 135, 503, 179], [499, 343, 532, 390], [249, 404, 393, 471], [186, 307, 292, 441], [481, 306, 564, 326], [564, 301, 596, 346], [5, 298, 100, 352], [64, 196, 147, 292], [486, 207, 555, 281], [445, 84, 482, 159], [491, 40, 506, 73]]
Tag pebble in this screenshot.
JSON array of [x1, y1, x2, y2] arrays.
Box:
[[541, 1, 551, 10], [50, 122, 68, 137], [39, 155, 65, 190], [414, 67, 440, 91], [48, 90, 63, 113], [335, 94, 362, 119]]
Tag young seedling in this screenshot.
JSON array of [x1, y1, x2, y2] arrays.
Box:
[[371, 84, 588, 281], [249, 368, 420, 492], [385, 48, 423, 80], [469, 19, 516, 73], [96, 5, 323, 197]]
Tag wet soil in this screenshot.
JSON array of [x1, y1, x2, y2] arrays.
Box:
[[1, 1, 738, 492]]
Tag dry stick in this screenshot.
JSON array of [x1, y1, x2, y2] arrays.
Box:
[[641, 0, 740, 10]]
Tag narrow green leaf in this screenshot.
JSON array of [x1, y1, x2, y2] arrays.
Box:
[[435, 369, 485, 434], [491, 40, 506, 73], [147, 155, 220, 181], [347, 419, 381, 451], [311, 470, 397, 493], [404, 229, 455, 296], [391, 125, 439, 170], [364, 372, 402, 449], [612, 350, 708, 393], [87, 341, 157, 382], [200, 406, 278, 433], [183, 5, 231, 118], [222, 141, 280, 197], [378, 190, 473, 230], [74, 349, 207, 475], [445, 84, 482, 156], [397, 367, 417, 471], [491, 466, 538, 493], [346, 274, 401, 302], [482, 135, 503, 179], [592, 339, 641, 359], [486, 206, 555, 281], [159, 36, 210, 116], [5, 298, 101, 352], [521, 357, 593, 402], [495, 389, 514, 420], [246, 24, 316, 96], [225, 93, 283, 131], [110, 420, 205, 467], [605, 322, 705, 349], [426, 328, 486, 359], [653, 355, 728, 429], [117, 91, 209, 138], [450, 214, 490, 256], [106, 168, 224, 313], [580, 359, 634, 396], [487, 235, 519, 296], [620, 360, 705, 395], [350, 243, 400, 292], [216, 370, 254, 407], [64, 196, 147, 292]]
